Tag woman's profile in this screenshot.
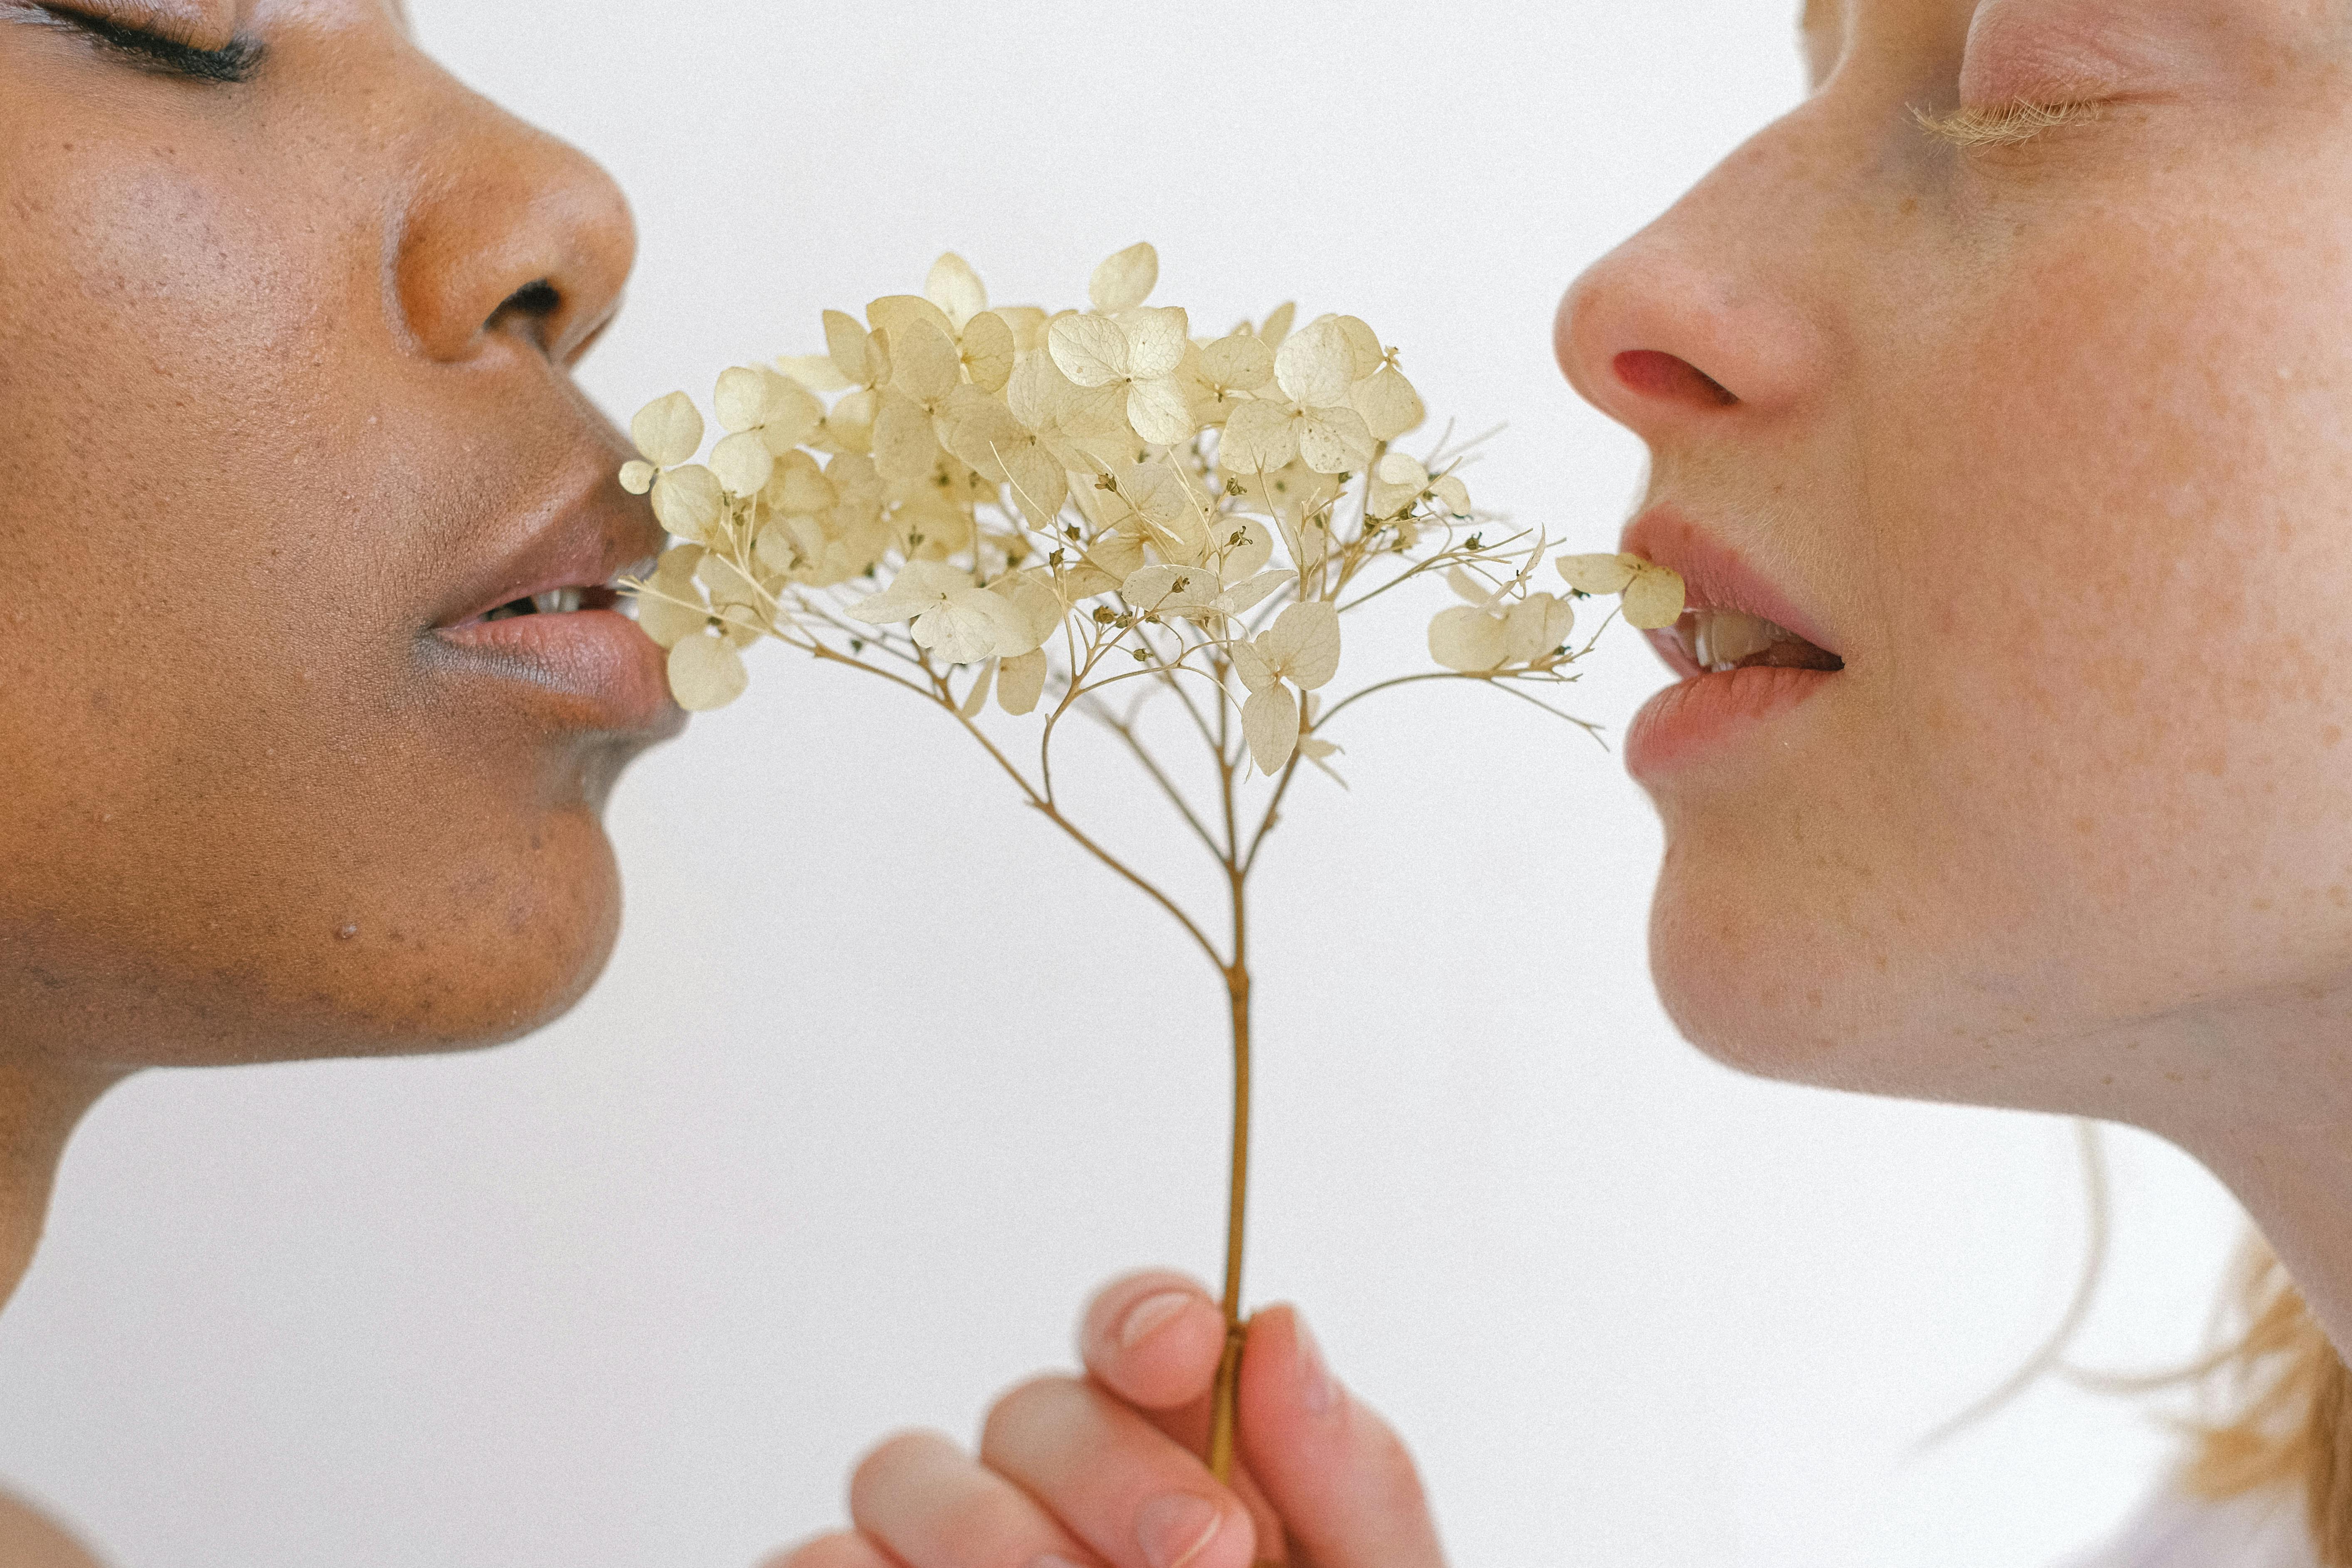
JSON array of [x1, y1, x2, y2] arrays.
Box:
[[0, 0, 669, 1558]]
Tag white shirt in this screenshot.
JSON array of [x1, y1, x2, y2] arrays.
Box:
[[2060, 1484, 2319, 1568]]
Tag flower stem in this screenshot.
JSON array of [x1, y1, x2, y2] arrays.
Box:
[[1208, 956, 1252, 1484]]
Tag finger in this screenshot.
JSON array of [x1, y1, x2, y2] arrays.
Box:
[[1236, 1306, 1445, 1568], [848, 1429, 1100, 1568], [759, 1531, 906, 1568], [1074, 1273, 1289, 1558], [982, 1374, 1257, 1568], [1077, 1271, 1229, 1414]]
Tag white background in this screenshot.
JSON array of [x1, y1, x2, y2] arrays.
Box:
[[0, 2, 2253, 1565]]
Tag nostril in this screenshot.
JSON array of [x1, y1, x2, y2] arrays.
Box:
[[486, 278, 562, 342], [1614, 349, 1739, 408]]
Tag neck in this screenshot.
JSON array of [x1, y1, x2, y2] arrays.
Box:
[[2115, 985, 2352, 1357], [0, 1059, 125, 1311], [2197, 1124, 2352, 1354]]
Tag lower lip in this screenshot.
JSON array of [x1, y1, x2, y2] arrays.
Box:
[[1624, 665, 1837, 781], [430, 609, 682, 734]]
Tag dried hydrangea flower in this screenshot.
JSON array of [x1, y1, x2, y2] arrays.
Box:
[[610, 243, 1683, 1481]]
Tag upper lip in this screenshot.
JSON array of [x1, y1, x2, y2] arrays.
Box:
[[431, 459, 666, 630], [1617, 505, 1841, 661]]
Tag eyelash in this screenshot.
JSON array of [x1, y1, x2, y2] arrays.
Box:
[[33, 4, 262, 83], [1913, 99, 2105, 150]]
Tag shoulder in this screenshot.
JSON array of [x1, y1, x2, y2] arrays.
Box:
[[0, 1490, 107, 1568], [2058, 1483, 2317, 1568]]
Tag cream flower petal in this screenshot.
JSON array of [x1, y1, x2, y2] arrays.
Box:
[[1556, 552, 1639, 595], [1429, 605, 1509, 672], [757, 375, 825, 453], [997, 648, 1048, 716], [912, 587, 1029, 664], [1506, 593, 1576, 663], [867, 293, 956, 345], [630, 391, 704, 468], [1220, 400, 1298, 473], [958, 658, 996, 718], [1262, 600, 1342, 689], [1295, 406, 1375, 476], [775, 354, 852, 393], [1332, 315, 1385, 379], [1049, 312, 1133, 389], [959, 310, 1016, 394], [1352, 367, 1425, 441], [891, 318, 962, 404], [1273, 319, 1353, 409], [1121, 307, 1189, 380], [710, 431, 775, 497], [650, 464, 724, 540], [926, 252, 989, 331], [1201, 333, 1275, 391], [1228, 639, 1275, 695], [1089, 241, 1159, 314], [823, 310, 870, 386], [668, 633, 748, 711], [714, 367, 771, 434], [1621, 565, 1688, 631], [1126, 377, 1199, 446], [1242, 682, 1301, 776], [846, 559, 974, 625], [1220, 518, 1275, 580]]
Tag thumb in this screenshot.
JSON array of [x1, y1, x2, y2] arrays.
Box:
[[1236, 1305, 1445, 1568]]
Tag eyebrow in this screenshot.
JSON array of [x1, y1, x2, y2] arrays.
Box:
[[42, 8, 266, 82]]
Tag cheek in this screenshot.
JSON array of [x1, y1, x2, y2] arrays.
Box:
[[1650, 157, 2352, 1101], [1906, 205, 2352, 1003], [0, 119, 630, 1061]]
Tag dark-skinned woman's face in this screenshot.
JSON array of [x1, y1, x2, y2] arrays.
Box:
[[0, 0, 679, 1065]]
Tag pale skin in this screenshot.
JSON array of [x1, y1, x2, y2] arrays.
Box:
[[10, 1, 2352, 1566], [769, 0, 2352, 1563]]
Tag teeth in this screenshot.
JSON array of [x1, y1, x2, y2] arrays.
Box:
[[531, 588, 584, 614], [1676, 608, 1841, 673]]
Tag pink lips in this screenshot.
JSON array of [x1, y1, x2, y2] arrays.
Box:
[[436, 608, 679, 735], [427, 460, 679, 736], [1616, 506, 1842, 780]]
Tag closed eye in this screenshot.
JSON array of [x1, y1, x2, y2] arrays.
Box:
[[1913, 99, 2105, 149], [30, 4, 264, 83]]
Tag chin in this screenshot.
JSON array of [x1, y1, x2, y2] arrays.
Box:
[[302, 804, 628, 1062], [1642, 821, 2028, 1108], [101, 799, 631, 1070]]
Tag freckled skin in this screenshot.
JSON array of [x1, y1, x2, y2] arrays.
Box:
[[0, 0, 669, 1070], [1561, 0, 2352, 1349], [1562, 0, 2352, 1105]]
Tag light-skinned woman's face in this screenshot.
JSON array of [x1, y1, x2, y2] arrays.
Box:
[[1560, 0, 2352, 1127], [0, 0, 677, 1067]]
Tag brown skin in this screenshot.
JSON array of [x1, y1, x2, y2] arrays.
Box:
[[0, 5, 673, 1542]]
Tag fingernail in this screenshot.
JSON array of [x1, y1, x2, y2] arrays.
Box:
[[1294, 1310, 1338, 1417], [1136, 1492, 1222, 1568], [1118, 1289, 1196, 1350]]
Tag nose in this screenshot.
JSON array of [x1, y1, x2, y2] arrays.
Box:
[[1555, 128, 1835, 441], [392, 79, 637, 368]]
